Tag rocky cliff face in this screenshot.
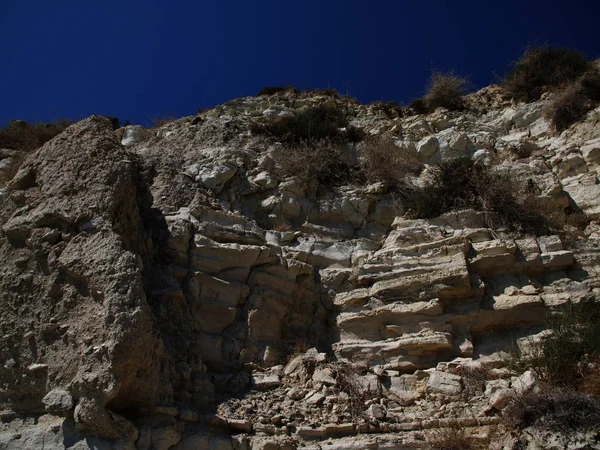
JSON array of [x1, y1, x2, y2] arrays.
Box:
[[1, 88, 600, 449]]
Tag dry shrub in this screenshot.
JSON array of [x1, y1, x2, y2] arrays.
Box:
[[362, 137, 422, 185], [544, 85, 591, 132], [544, 68, 600, 132], [408, 98, 430, 115], [399, 157, 550, 234], [503, 387, 600, 432], [503, 45, 590, 102], [427, 428, 476, 450], [273, 139, 356, 187], [450, 365, 496, 396], [580, 365, 600, 398], [330, 362, 368, 420], [579, 68, 600, 102], [250, 103, 347, 144], [0, 119, 72, 152], [424, 72, 469, 111]]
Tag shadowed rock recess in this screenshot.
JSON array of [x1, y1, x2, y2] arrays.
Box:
[[1, 87, 600, 449]]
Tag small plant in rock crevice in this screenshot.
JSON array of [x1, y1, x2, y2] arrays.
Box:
[[502, 302, 600, 432]]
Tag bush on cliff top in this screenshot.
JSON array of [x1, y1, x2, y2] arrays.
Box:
[[424, 71, 469, 111], [0, 119, 72, 152], [504, 45, 590, 102]]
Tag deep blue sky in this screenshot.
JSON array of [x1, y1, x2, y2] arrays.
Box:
[[1, 1, 599, 127]]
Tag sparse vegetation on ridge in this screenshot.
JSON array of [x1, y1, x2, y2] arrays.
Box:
[[257, 85, 299, 96], [250, 103, 349, 144]]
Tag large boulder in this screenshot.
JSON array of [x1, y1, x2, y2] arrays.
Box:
[[0, 116, 169, 440]]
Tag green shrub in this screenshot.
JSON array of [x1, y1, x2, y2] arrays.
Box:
[[503, 45, 590, 101], [250, 104, 348, 144], [257, 85, 298, 96], [424, 72, 469, 111], [0, 119, 72, 152], [362, 137, 422, 185], [526, 303, 600, 388]]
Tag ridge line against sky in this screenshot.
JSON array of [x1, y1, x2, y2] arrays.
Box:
[[1, 0, 599, 127]]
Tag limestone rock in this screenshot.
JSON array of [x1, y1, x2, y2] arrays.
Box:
[[427, 371, 463, 396]]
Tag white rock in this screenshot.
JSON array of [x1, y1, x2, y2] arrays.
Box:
[[251, 374, 281, 389]]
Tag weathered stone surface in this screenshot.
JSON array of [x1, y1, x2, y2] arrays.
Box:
[[2, 87, 600, 449], [42, 390, 73, 416], [427, 371, 463, 396]]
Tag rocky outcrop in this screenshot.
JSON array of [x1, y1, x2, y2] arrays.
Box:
[[1, 89, 600, 449]]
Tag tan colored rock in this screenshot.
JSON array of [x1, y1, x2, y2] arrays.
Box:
[[426, 371, 463, 396]]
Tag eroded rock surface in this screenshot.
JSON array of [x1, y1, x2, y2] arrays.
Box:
[[1, 89, 600, 449]]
